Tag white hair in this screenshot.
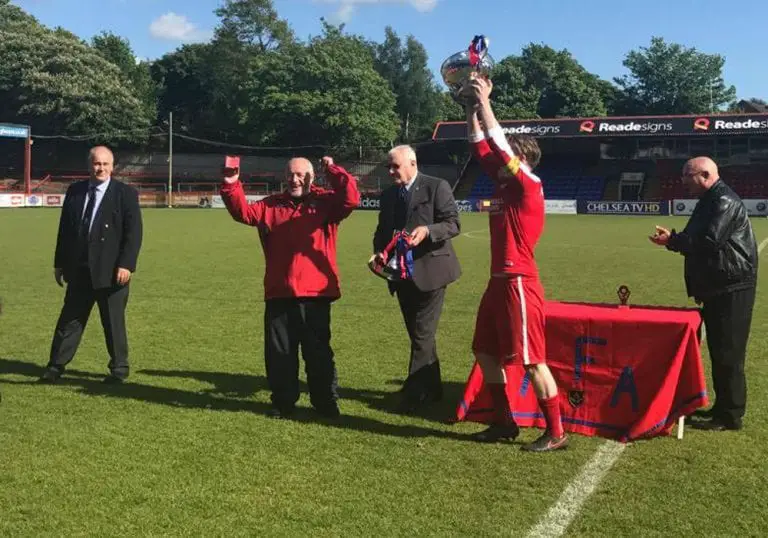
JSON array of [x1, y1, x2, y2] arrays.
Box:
[[388, 145, 417, 163], [285, 157, 314, 178]]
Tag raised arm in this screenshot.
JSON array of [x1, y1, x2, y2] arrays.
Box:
[[468, 77, 542, 189], [321, 156, 361, 223], [467, 105, 505, 178], [220, 171, 266, 226]]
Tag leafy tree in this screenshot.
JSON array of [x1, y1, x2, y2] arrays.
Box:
[[245, 22, 399, 146], [91, 32, 157, 122], [517, 44, 608, 117], [615, 36, 736, 115], [489, 57, 540, 119], [373, 27, 442, 141], [151, 44, 217, 134], [0, 6, 151, 144], [214, 0, 294, 51]]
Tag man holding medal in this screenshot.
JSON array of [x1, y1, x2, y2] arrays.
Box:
[[220, 155, 360, 420], [372, 145, 461, 413]]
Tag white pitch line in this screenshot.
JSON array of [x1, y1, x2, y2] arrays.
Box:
[[525, 441, 627, 538], [526, 236, 767, 538], [461, 229, 487, 239]]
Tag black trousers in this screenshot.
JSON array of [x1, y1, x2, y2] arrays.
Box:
[[264, 298, 337, 411], [394, 281, 445, 398], [48, 268, 130, 378], [701, 286, 756, 426]]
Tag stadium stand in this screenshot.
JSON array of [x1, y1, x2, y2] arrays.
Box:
[[463, 156, 608, 201]]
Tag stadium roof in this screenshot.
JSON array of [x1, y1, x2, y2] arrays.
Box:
[[432, 113, 768, 141]]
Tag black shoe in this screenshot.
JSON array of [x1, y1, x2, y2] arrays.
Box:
[[690, 408, 718, 420], [267, 406, 295, 419], [521, 432, 569, 452], [102, 374, 125, 385], [395, 389, 441, 414], [38, 369, 62, 384], [692, 418, 742, 431], [314, 403, 341, 420], [471, 423, 520, 443]]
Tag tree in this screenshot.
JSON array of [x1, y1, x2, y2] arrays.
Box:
[[151, 44, 217, 134], [615, 36, 736, 115], [489, 57, 540, 119], [373, 27, 442, 141], [214, 0, 294, 51], [516, 44, 608, 118], [91, 32, 157, 123], [0, 8, 152, 144], [436, 92, 464, 122], [243, 22, 399, 146], [479, 44, 610, 120]]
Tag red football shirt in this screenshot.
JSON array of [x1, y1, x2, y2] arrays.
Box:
[[470, 126, 545, 278]]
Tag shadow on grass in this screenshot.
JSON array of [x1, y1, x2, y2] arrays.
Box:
[[0, 358, 479, 442]]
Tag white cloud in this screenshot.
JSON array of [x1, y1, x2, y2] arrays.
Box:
[[328, 3, 356, 24], [317, 0, 439, 24], [149, 12, 211, 42]]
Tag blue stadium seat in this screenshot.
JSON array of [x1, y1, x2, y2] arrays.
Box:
[[468, 170, 606, 201]]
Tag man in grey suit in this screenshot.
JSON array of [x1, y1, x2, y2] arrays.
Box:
[[373, 145, 461, 412]]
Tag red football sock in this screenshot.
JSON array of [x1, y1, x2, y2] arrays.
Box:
[[539, 395, 564, 438], [488, 383, 514, 426]]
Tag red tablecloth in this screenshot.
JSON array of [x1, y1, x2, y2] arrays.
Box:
[[456, 301, 708, 442]]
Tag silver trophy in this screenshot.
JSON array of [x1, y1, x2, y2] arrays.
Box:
[[440, 35, 495, 105]]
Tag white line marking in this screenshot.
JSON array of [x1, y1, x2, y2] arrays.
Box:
[[526, 236, 767, 538], [525, 441, 627, 538], [462, 229, 487, 239]]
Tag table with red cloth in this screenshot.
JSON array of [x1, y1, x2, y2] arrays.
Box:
[[456, 301, 708, 442]]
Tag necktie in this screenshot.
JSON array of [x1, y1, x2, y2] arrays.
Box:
[[81, 185, 97, 238], [394, 185, 408, 230]]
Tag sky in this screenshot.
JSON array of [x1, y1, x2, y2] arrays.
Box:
[[12, 0, 767, 100]]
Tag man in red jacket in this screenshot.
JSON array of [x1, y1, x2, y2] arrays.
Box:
[[221, 156, 360, 419]]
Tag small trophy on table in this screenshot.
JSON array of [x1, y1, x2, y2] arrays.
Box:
[[617, 285, 631, 309]]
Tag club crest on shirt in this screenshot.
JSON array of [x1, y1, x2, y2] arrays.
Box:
[[568, 390, 585, 408]]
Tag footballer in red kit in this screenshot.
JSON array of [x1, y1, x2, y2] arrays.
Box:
[[464, 76, 568, 452]]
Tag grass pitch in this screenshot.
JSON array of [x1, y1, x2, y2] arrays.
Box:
[[1, 209, 767, 536]]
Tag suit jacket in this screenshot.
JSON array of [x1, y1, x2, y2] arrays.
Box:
[[373, 173, 461, 292], [54, 179, 143, 289]]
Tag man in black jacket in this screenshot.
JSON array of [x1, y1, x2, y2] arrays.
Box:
[[40, 146, 143, 384], [373, 145, 461, 412], [650, 156, 757, 431]]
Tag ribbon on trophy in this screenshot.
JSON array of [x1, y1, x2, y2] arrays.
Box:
[[368, 230, 415, 281], [468, 35, 489, 68]]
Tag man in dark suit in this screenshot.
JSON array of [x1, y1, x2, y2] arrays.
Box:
[[40, 146, 143, 384], [373, 145, 461, 412]]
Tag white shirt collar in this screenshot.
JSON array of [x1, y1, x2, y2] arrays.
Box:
[[403, 171, 418, 192], [90, 178, 111, 192]]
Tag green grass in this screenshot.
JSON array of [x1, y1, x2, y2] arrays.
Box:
[[1, 209, 767, 537]]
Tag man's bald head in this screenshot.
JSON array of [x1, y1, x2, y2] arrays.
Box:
[[682, 156, 720, 195], [88, 145, 114, 183], [285, 157, 315, 198]]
